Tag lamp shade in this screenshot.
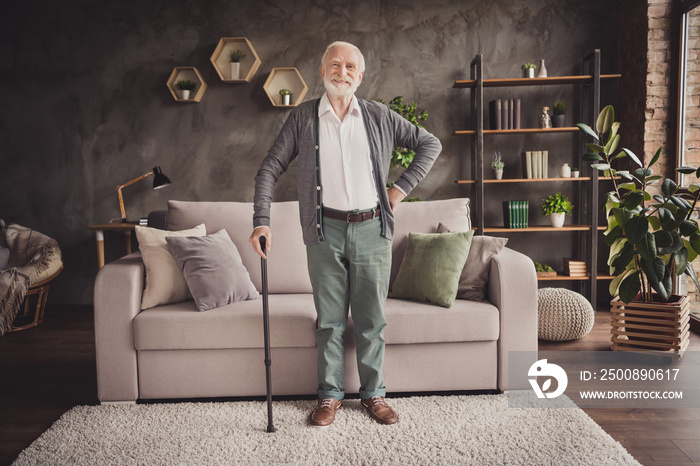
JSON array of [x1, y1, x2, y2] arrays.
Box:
[[152, 166, 171, 189]]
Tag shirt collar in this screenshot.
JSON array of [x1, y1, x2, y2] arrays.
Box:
[[319, 93, 360, 119]]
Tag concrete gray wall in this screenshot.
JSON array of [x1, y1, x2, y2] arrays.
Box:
[[0, 0, 619, 304]]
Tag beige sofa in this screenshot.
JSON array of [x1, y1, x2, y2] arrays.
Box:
[[94, 198, 537, 403]]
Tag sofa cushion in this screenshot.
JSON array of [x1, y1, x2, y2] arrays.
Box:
[[166, 200, 312, 294], [437, 223, 508, 302], [133, 294, 318, 350], [345, 297, 500, 346], [390, 231, 474, 308], [135, 223, 207, 310], [391, 198, 470, 288], [166, 229, 259, 312]]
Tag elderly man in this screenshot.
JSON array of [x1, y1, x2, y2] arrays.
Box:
[[249, 41, 441, 427]]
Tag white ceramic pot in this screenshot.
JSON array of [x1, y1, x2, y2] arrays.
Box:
[[572, 170, 580, 178], [550, 212, 565, 228], [494, 169, 503, 180], [177, 90, 191, 100], [230, 62, 240, 80], [523, 68, 535, 78], [281, 94, 291, 106]]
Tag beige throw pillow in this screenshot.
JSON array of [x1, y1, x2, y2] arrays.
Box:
[[135, 223, 207, 309], [437, 223, 508, 302]]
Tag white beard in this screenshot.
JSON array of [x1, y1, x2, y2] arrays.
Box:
[[323, 74, 358, 97]]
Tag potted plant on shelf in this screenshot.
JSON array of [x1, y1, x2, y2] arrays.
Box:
[[571, 167, 580, 178], [173, 80, 196, 100], [492, 151, 504, 179], [279, 88, 292, 106], [229, 49, 246, 80], [577, 105, 700, 354], [376, 96, 428, 200], [552, 102, 567, 128], [521, 62, 536, 78], [541, 192, 573, 228]]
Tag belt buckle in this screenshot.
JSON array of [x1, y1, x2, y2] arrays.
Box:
[[346, 213, 354, 223]]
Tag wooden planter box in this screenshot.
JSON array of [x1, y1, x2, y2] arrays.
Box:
[[610, 294, 691, 357]]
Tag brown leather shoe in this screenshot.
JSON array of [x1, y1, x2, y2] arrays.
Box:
[[309, 398, 341, 427], [361, 396, 398, 425]]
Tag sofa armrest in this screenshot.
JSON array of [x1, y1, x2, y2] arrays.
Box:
[[487, 247, 538, 391], [94, 252, 144, 402]]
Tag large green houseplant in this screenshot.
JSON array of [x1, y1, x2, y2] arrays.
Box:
[[577, 105, 700, 304]]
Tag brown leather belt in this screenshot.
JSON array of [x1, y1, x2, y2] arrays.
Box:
[[323, 207, 381, 223]]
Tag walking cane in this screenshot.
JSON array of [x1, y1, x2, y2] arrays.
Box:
[[260, 236, 275, 433]]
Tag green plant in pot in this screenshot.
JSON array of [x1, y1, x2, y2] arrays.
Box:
[[376, 96, 428, 200], [173, 79, 196, 100], [279, 88, 292, 106], [491, 151, 504, 179], [541, 192, 573, 228], [552, 101, 567, 128], [521, 62, 536, 78], [577, 105, 700, 305], [229, 49, 246, 80]]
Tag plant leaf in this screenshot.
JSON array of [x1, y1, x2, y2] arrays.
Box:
[[680, 219, 699, 237], [625, 214, 649, 244], [657, 230, 683, 255], [623, 191, 645, 210], [596, 105, 615, 135], [622, 148, 643, 168], [610, 269, 634, 298], [685, 262, 700, 294], [604, 133, 620, 156], [611, 242, 636, 274], [636, 231, 657, 262], [619, 271, 641, 303], [662, 178, 677, 197], [673, 247, 689, 276], [677, 166, 698, 175], [649, 146, 663, 168], [576, 123, 599, 141]]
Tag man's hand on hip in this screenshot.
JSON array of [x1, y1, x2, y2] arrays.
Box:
[[387, 186, 406, 212], [249, 226, 271, 259]]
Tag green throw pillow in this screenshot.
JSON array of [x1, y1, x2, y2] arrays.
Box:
[[390, 231, 474, 308]]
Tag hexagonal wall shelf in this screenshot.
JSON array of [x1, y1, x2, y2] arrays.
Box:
[[263, 67, 308, 108], [210, 37, 261, 83], [166, 67, 207, 103]]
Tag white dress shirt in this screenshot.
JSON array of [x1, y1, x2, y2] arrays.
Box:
[[318, 93, 379, 211]]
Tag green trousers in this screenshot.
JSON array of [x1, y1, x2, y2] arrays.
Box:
[[306, 213, 392, 400]]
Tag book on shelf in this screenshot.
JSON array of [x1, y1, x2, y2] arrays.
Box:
[[502, 200, 529, 228], [522, 150, 549, 179], [489, 98, 521, 130], [563, 258, 587, 277]]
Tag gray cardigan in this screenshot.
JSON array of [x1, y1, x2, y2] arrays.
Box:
[[253, 97, 442, 245]]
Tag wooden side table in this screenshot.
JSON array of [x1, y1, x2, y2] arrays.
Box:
[[88, 223, 138, 268]]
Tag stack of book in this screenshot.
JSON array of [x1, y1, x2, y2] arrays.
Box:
[[563, 258, 587, 277], [502, 201, 529, 229], [489, 99, 521, 130], [523, 151, 549, 178]]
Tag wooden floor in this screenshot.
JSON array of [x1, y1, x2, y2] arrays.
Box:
[[0, 305, 698, 465]]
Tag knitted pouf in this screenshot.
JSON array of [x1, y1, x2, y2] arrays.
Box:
[[537, 288, 594, 341]]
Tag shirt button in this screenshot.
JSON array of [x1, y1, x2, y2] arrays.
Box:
[[317, 224, 321, 228], [315, 145, 319, 150], [317, 186, 321, 191], [317, 205, 321, 209]]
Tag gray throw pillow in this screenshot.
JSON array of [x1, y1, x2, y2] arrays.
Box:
[[390, 231, 474, 308], [166, 229, 259, 311], [437, 223, 508, 302], [0, 247, 9, 271]]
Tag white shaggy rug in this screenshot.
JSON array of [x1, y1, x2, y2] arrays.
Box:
[[13, 394, 640, 465]]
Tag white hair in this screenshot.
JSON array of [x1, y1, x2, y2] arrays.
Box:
[[321, 41, 366, 73]]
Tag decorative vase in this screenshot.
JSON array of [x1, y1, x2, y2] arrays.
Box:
[[552, 114, 566, 128], [230, 62, 241, 80], [537, 59, 547, 78], [560, 163, 571, 178], [539, 107, 552, 129], [494, 169, 503, 180], [281, 94, 291, 106], [178, 90, 191, 100], [523, 68, 535, 78], [549, 212, 565, 228]]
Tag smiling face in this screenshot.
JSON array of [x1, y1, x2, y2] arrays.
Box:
[[320, 43, 364, 98]]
